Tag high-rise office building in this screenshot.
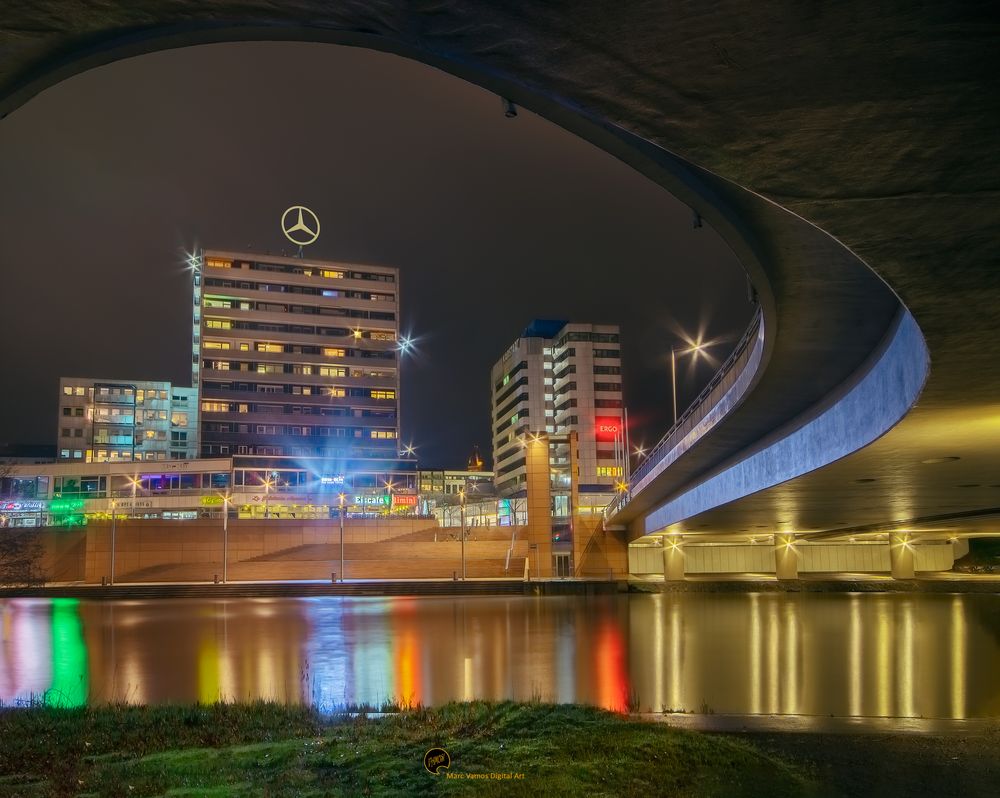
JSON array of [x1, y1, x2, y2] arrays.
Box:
[[192, 249, 400, 462], [490, 321, 624, 503], [56, 378, 198, 463]]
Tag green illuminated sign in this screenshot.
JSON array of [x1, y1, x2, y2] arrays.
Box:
[[49, 498, 85, 514]]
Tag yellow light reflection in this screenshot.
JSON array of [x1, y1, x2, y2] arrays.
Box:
[[767, 599, 778, 714], [951, 596, 966, 719], [783, 602, 798, 715], [198, 636, 220, 704], [849, 596, 862, 717], [749, 594, 761, 714], [669, 598, 681, 711], [876, 600, 890, 717], [898, 600, 915, 717]]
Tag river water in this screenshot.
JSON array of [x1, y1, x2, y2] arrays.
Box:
[[1, 593, 998, 718]]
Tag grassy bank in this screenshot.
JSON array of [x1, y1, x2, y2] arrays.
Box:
[[0, 701, 818, 797]]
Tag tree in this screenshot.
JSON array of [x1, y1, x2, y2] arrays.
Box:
[[0, 463, 46, 586]]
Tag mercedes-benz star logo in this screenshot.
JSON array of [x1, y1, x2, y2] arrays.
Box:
[[281, 205, 320, 246]]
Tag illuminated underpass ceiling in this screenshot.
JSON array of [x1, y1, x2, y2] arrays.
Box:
[[0, 3, 997, 537]]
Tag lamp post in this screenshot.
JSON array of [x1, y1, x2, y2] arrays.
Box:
[[109, 498, 117, 585], [262, 476, 273, 519], [129, 475, 139, 519], [670, 341, 713, 425], [222, 493, 230, 583], [338, 492, 346, 582], [459, 488, 467, 580]]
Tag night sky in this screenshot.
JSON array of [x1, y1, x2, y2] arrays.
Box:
[[0, 42, 752, 467]]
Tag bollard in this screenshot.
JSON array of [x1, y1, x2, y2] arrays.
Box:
[[453, 571, 458, 581], [101, 576, 107, 587], [331, 572, 336, 584], [214, 574, 219, 584]]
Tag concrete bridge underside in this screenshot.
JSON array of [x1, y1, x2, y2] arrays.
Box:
[[1, 2, 998, 579]]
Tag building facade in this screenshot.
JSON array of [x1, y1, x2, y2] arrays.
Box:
[[56, 378, 198, 463], [192, 249, 400, 463], [490, 320, 623, 508], [0, 455, 420, 527]]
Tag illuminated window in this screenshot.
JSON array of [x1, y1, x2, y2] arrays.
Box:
[[204, 340, 231, 350], [171, 412, 188, 427], [371, 390, 396, 400], [326, 388, 346, 398], [256, 342, 283, 353], [319, 366, 347, 377], [323, 347, 346, 357], [239, 342, 250, 351], [214, 361, 230, 370], [206, 319, 232, 330], [371, 331, 395, 341], [74, 386, 84, 396], [596, 466, 624, 477], [319, 269, 344, 279], [145, 430, 156, 439], [238, 404, 249, 414], [60, 449, 70, 458], [205, 298, 230, 308], [62, 386, 72, 395], [371, 430, 397, 439], [256, 364, 282, 374], [136, 389, 145, 402], [201, 401, 229, 412], [206, 257, 232, 269]]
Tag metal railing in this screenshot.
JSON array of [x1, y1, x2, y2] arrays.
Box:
[[605, 307, 764, 521]]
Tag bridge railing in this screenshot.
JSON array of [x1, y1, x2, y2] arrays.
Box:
[[605, 307, 764, 522]]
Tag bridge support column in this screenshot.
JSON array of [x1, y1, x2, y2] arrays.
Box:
[[889, 532, 915, 579], [774, 535, 799, 580], [661, 535, 685, 581]]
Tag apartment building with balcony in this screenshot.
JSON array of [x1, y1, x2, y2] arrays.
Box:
[[56, 378, 198, 463], [489, 320, 623, 509]]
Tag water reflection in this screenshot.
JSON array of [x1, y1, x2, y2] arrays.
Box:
[[1, 593, 998, 718]]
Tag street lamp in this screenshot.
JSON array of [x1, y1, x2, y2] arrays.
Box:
[[459, 488, 467, 580], [221, 493, 230, 583], [127, 475, 141, 519], [109, 497, 117, 585], [261, 476, 274, 519], [670, 339, 716, 425], [396, 334, 416, 457], [338, 492, 346, 582]]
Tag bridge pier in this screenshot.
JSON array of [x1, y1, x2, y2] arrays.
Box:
[[889, 532, 916, 579], [661, 535, 686, 581], [774, 535, 799, 580]]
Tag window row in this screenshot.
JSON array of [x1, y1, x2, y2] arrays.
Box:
[[556, 331, 620, 347], [204, 278, 394, 302], [203, 301, 395, 321], [200, 319, 396, 340], [202, 340, 395, 359], [200, 385, 395, 401]]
